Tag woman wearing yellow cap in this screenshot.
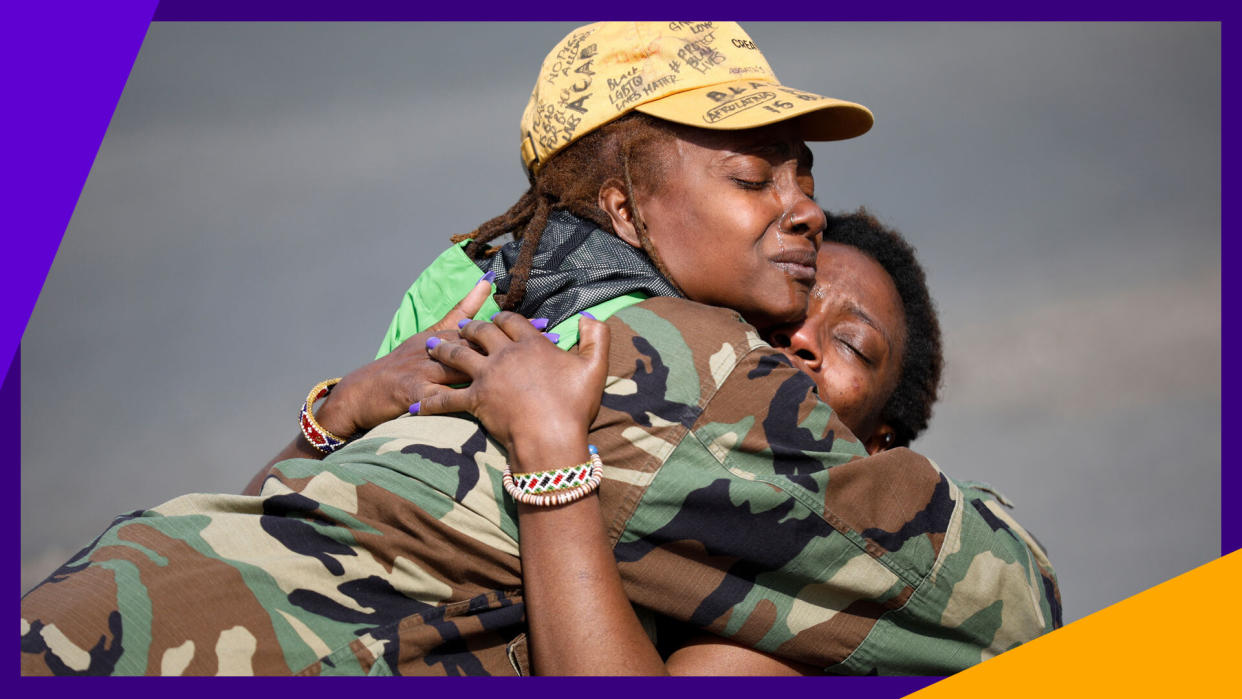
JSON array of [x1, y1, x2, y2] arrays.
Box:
[[269, 20, 873, 466], [268, 21, 1054, 674], [22, 22, 1059, 676]]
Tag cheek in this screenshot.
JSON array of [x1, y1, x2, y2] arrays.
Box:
[[644, 202, 714, 267], [646, 218, 742, 302], [812, 363, 870, 430]]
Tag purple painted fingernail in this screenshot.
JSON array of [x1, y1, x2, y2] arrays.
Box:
[[409, 402, 420, 415], [530, 318, 549, 330], [489, 311, 500, 320], [543, 333, 561, 344], [479, 270, 496, 284], [426, 337, 442, 350], [579, 311, 596, 320], [457, 318, 471, 328]]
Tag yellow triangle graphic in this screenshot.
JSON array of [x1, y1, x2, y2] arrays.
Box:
[[912, 550, 1241, 697]]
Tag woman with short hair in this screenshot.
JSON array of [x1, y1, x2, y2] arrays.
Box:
[[21, 23, 1057, 676]]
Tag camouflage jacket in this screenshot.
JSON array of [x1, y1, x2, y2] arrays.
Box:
[[21, 297, 1061, 675]]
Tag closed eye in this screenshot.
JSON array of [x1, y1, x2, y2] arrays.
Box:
[[841, 340, 873, 366], [732, 177, 771, 190]]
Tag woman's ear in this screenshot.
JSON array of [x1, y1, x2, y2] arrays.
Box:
[[864, 424, 898, 455], [599, 178, 643, 249]]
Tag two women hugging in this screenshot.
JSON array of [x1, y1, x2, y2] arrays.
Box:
[[22, 22, 1060, 676]]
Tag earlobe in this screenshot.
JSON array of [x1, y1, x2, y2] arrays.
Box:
[[599, 179, 643, 248], [865, 425, 897, 455]]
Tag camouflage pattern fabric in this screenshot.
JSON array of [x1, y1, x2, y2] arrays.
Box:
[[21, 297, 1060, 675]]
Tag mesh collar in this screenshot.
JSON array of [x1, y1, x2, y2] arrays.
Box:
[[481, 211, 682, 329]]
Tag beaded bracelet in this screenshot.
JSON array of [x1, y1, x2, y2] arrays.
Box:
[[299, 377, 349, 454], [502, 445, 604, 506]]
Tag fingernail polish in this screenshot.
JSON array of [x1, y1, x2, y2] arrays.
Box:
[[489, 311, 500, 320], [479, 270, 496, 284], [457, 318, 471, 328], [530, 318, 549, 330], [426, 337, 442, 350], [579, 311, 596, 320], [409, 402, 420, 415], [543, 333, 560, 344]]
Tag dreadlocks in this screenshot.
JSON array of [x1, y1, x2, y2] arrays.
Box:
[[451, 113, 682, 310]]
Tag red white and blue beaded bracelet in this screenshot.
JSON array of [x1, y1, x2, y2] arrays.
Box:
[[299, 377, 349, 454]]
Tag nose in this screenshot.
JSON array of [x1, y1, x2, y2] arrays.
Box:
[[769, 320, 823, 373], [780, 197, 827, 240]]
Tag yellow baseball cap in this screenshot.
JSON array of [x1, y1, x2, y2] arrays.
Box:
[[519, 21, 875, 174]]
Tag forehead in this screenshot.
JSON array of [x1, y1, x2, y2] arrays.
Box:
[[818, 242, 890, 288], [815, 242, 906, 339]]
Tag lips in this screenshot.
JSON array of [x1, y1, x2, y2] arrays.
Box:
[[769, 248, 817, 283]]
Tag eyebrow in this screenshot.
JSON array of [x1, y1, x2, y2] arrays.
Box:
[[847, 303, 893, 348]]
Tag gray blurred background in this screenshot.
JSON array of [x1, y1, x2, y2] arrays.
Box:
[[21, 22, 1220, 624]]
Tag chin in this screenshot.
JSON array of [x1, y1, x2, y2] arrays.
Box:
[[773, 289, 812, 324], [733, 286, 810, 330]]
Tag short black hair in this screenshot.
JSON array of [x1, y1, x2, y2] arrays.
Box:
[[821, 208, 943, 447]]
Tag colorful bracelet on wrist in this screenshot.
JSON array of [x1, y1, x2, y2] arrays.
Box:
[[502, 445, 604, 506], [299, 377, 348, 455]]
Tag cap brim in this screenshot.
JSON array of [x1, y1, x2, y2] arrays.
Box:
[[634, 79, 873, 142]]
